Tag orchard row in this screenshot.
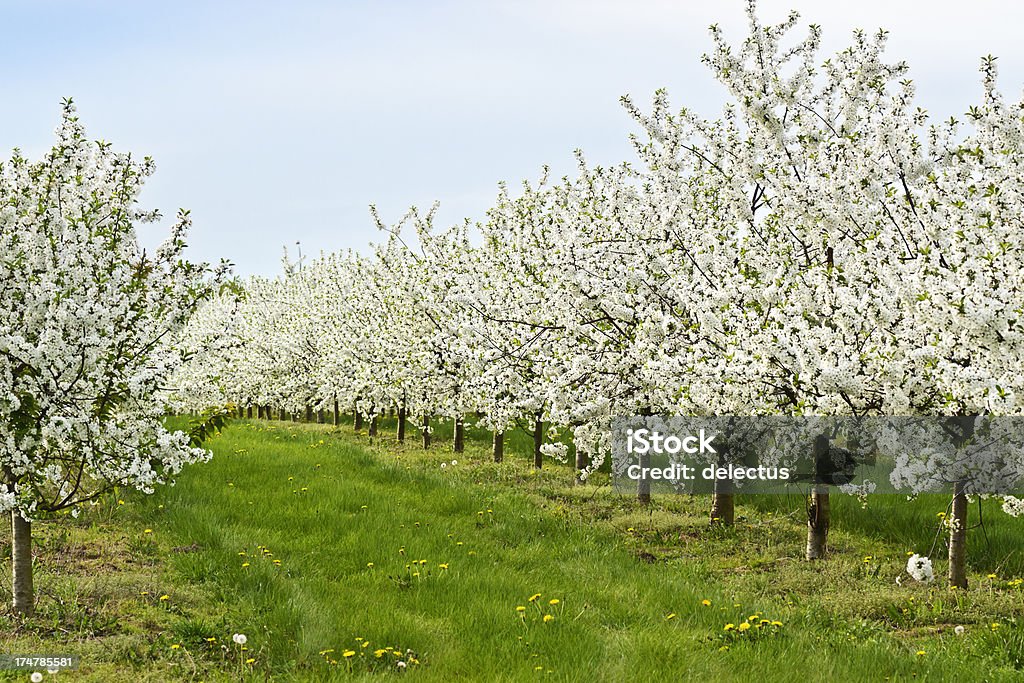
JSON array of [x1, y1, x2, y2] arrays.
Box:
[[172, 5, 1024, 588]]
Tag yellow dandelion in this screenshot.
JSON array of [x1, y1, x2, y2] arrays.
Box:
[[701, 599, 711, 606], [549, 599, 559, 605], [543, 614, 554, 623], [739, 622, 751, 632], [724, 623, 735, 631], [528, 593, 542, 602], [342, 650, 356, 658]]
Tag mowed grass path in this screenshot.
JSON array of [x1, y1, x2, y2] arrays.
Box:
[[132, 419, 1023, 681]]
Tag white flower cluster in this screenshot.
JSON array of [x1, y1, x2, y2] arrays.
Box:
[[906, 554, 935, 583], [1002, 496, 1024, 517], [172, 4, 1024, 521], [0, 99, 227, 519]]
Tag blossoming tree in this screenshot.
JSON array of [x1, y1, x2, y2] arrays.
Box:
[[0, 101, 228, 614]]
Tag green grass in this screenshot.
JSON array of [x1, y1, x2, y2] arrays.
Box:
[[2, 416, 1024, 681]]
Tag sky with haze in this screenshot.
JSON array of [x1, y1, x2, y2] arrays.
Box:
[[2, 0, 1022, 275]]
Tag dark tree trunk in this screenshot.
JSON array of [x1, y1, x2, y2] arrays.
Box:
[[710, 449, 734, 525], [305, 405, 313, 423], [710, 478, 734, 525], [454, 417, 465, 453], [333, 397, 340, 427], [637, 449, 651, 505], [949, 479, 969, 589], [369, 414, 379, 437], [533, 412, 543, 469], [354, 411, 363, 432], [422, 415, 431, 449], [317, 409, 325, 424], [246, 406, 253, 419], [11, 511, 33, 615], [279, 407, 287, 421], [574, 448, 588, 485], [397, 405, 407, 443]]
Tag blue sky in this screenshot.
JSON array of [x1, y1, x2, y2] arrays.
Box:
[[3, 0, 1023, 275]]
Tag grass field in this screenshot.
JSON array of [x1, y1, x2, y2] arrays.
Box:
[[1, 416, 1023, 681]]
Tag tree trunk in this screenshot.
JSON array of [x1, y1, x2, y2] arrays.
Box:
[[305, 405, 313, 423], [369, 414, 378, 437], [637, 449, 651, 505], [533, 412, 543, 469], [806, 434, 830, 560], [354, 411, 363, 432], [317, 409, 325, 424], [11, 511, 33, 615], [493, 430, 504, 463], [949, 479, 969, 589], [279, 407, 287, 421], [246, 405, 253, 419], [397, 405, 407, 443], [806, 484, 829, 560], [422, 415, 431, 449], [454, 417, 465, 453], [710, 478, 734, 525], [710, 448, 734, 524], [947, 416, 975, 588], [574, 448, 588, 484], [333, 397, 340, 427]]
